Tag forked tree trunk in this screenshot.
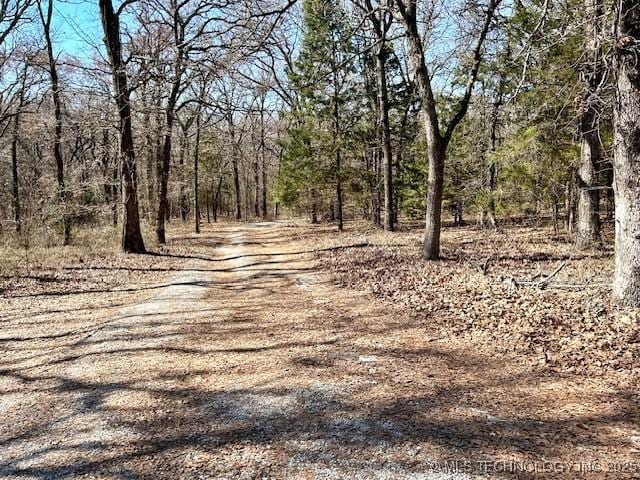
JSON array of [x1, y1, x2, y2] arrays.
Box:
[[99, 0, 146, 253], [402, 11, 446, 259], [576, 0, 603, 249], [613, 1, 640, 305], [396, 0, 499, 259]]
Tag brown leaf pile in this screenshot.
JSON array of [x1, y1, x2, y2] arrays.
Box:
[[318, 224, 639, 376]]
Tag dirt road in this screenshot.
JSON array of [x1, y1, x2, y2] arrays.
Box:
[[0, 223, 634, 479]]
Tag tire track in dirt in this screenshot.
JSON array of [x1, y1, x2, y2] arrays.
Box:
[[0, 222, 475, 479]]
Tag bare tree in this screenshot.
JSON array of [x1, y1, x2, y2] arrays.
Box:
[[99, 0, 146, 253], [10, 59, 29, 232], [358, 0, 394, 231], [37, 0, 70, 244], [394, 0, 501, 259], [0, 0, 32, 47]]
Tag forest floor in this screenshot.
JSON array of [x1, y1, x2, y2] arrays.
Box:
[[0, 219, 638, 479]]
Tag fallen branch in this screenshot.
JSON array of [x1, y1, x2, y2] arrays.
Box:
[[539, 282, 611, 290], [314, 242, 370, 253], [508, 261, 567, 289]]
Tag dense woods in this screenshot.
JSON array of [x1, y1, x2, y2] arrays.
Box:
[[0, 0, 639, 304]]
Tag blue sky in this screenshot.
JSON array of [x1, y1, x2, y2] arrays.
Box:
[[53, 1, 103, 60]]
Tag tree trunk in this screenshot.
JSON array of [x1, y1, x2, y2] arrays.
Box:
[[310, 188, 318, 224], [397, 0, 499, 259], [482, 86, 502, 230], [613, 1, 640, 305], [604, 159, 614, 220], [373, 150, 381, 226], [152, 101, 163, 223], [254, 156, 260, 218], [575, 0, 603, 249], [376, 50, 394, 231], [206, 191, 210, 223], [99, 0, 146, 253], [156, 11, 184, 243], [260, 105, 267, 217], [233, 156, 241, 221], [11, 65, 26, 233], [213, 175, 223, 223], [11, 109, 21, 233], [565, 168, 577, 232], [403, 15, 445, 259], [178, 129, 188, 222], [332, 43, 343, 232], [229, 117, 242, 221], [141, 79, 155, 223], [336, 152, 344, 231], [244, 169, 249, 222], [482, 161, 498, 229], [40, 0, 70, 245], [423, 143, 445, 259], [194, 111, 201, 234], [112, 159, 119, 226], [156, 113, 173, 243], [101, 128, 114, 217]]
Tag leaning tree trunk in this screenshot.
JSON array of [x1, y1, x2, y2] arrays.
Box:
[[613, 0, 640, 305], [575, 0, 603, 249], [99, 0, 146, 253]]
